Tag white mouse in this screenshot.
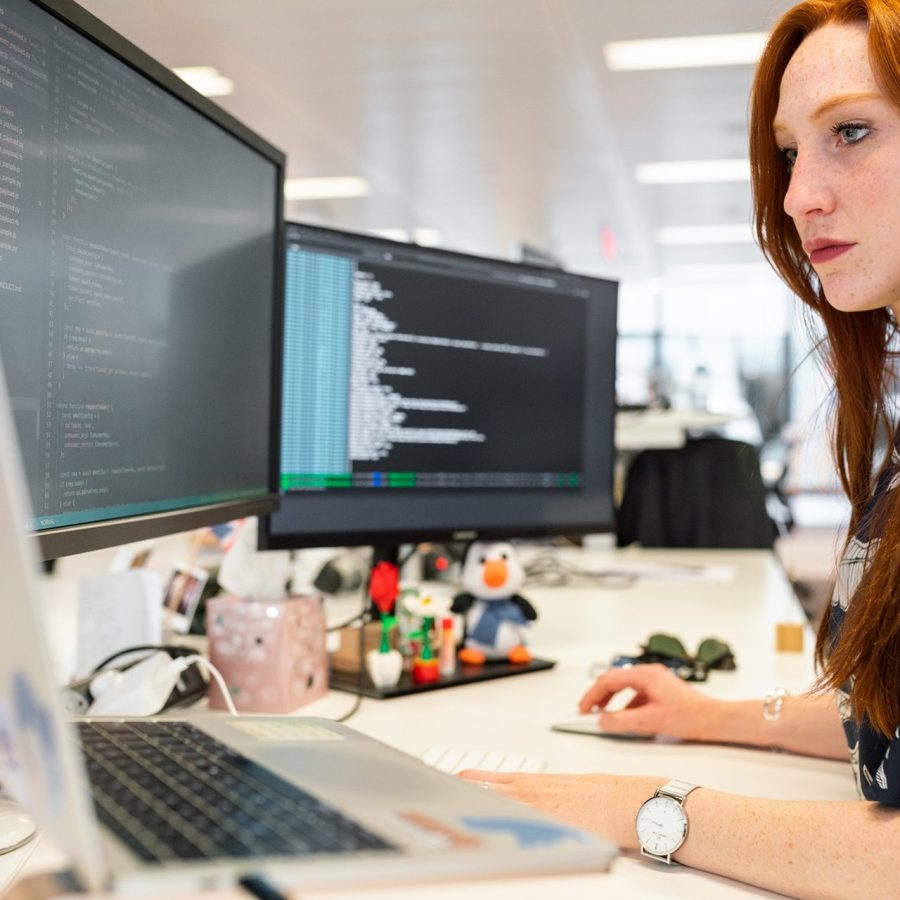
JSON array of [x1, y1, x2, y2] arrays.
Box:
[[0, 799, 36, 855]]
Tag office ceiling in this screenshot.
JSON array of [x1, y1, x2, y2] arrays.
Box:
[[77, 0, 796, 283]]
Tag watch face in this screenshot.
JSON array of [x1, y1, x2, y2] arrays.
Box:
[[636, 795, 687, 857]]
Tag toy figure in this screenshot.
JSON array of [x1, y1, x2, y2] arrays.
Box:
[[402, 588, 452, 683], [452, 541, 537, 665]]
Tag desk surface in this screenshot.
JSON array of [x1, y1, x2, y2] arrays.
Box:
[[8, 546, 854, 900], [615, 408, 764, 450]]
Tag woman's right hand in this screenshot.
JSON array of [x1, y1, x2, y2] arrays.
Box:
[[579, 663, 725, 742]]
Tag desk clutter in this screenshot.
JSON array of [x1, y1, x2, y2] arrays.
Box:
[[62, 524, 334, 717], [330, 540, 555, 699], [62, 535, 558, 714]]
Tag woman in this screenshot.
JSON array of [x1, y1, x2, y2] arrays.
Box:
[[460, 2, 900, 896]]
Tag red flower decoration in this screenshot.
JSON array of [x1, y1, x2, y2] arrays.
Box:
[[369, 561, 400, 614]]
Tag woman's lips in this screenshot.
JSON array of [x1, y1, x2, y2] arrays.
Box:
[[809, 243, 854, 265]]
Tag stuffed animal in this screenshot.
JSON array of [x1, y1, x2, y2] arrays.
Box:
[[451, 541, 537, 665]]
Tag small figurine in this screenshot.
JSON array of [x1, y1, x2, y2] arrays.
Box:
[[452, 541, 537, 665], [402, 589, 452, 684]]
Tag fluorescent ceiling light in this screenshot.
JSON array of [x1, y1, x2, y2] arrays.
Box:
[[603, 32, 767, 71], [284, 176, 370, 201], [366, 227, 443, 246], [172, 66, 234, 97], [655, 224, 755, 246], [636, 159, 750, 184], [414, 228, 442, 247], [369, 228, 410, 242]]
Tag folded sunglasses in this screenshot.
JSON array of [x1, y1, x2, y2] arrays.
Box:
[[612, 633, 736, 682]]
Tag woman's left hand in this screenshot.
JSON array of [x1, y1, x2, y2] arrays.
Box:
[[456, 769, 656, 849]]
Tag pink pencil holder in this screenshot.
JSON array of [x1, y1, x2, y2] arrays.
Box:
[[206, 593, 328, 713]]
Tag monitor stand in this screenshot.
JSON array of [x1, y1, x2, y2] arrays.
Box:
[[331, 543, 556, 699]]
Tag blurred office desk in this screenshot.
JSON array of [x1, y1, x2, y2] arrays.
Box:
[[615, 408, 763, 450], [615, 408, 736, 450], [9, 548, 855, 900]]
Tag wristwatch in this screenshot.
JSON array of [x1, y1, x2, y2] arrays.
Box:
[[635, 778, 698, 864]]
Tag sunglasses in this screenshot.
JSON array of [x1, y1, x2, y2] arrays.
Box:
[[609, 633, 736, 682], [644, 633, 735, 674]]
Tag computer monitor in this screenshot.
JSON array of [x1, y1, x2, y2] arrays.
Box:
[[261, 223, 618, 562], [0, 0, 285, 559]]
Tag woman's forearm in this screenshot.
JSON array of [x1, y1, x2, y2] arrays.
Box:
[[674, 789, 899, 899], [698, 691, 848, 759], [475, 772, 898, 900]]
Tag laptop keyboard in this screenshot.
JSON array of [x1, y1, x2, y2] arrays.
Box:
[[77, 720, 396, 863]]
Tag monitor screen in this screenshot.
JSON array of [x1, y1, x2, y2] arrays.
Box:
[[0, 0, 285, 558], [261, 223, 618, 553]]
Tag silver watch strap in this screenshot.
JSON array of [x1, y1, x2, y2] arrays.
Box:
[[657, 778, 698, 805]]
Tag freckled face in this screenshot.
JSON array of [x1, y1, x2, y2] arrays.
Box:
[[775, 23, 900, 317]]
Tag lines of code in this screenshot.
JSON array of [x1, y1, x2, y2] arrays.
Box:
[[281, 244, 587, 491], [0, 0, 277, 529]]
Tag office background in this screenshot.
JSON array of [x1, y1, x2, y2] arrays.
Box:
[[0, 3, 860, 892], [77, 0, 843, 576]]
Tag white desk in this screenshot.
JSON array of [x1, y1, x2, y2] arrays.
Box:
[[7, 547, 855, 899], [615, 409, 737, 450]]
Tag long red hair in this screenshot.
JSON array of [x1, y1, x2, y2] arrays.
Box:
[[750, 0, 900, 738]]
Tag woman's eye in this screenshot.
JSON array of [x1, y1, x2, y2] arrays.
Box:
[[833, 122, 870, 144], [782, 147, 797, 170]]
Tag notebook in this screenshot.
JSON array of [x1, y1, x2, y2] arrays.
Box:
[[0, 367, 617, 894]]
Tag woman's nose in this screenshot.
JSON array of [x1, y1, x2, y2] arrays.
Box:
[[783, 151, 836, 221]]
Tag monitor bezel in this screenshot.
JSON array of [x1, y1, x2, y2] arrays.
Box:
[[260, 222, 618, 552], [24, 0, 286, 559]]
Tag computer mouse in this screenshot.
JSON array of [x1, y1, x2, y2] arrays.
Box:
[[0, 799, 36, 855], [550, 712, 653, 740]]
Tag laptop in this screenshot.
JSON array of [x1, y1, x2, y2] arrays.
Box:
[[0, 367, 617, 894]]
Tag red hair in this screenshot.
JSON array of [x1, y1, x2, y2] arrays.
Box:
[[750, 0, 900, 738]]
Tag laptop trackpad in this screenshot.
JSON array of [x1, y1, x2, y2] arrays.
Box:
[[209, 716, 469, 806]]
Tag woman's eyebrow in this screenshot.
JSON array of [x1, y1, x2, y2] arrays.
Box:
[[809, 90, 881, 121], [773, 90, 882, 135]]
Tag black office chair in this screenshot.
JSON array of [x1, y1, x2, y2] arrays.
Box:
[[616, 437, 778, 549]]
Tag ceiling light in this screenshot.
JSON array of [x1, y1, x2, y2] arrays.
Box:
[[603, 32, 767, 71], [414, 228, 442, 247], [655, 224, 755, 246], [636, 159, 750, 184], [365, 227, 442, 245], [368, 228, 410, 242], [284, 177, 370, 201], [172, 66, 234, 97]]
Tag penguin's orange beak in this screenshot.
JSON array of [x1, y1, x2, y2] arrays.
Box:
[[482, 559, 507, 589]]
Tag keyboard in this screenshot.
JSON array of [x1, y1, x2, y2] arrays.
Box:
[[77, 720, 396, 862], [419, 746, 547, 775]]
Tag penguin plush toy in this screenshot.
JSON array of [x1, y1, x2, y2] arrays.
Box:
[[451, 540, 537, 665]]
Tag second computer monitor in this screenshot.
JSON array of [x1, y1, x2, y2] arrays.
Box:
[[261, 223, 618, 552]]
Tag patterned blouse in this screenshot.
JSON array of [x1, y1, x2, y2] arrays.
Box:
[[831, 453, 900, 805]]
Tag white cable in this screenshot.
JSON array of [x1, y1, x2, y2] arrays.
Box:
[[176, 655, 239, 716]]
